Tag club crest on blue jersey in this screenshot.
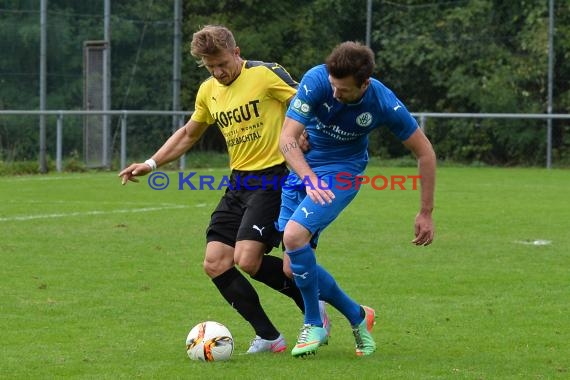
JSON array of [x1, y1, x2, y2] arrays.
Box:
[[356, 112, 373, 127]]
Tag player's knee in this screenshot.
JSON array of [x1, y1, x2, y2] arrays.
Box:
[[282, 229, 304, 250], [234, 254, 261, 276], [203, 256, 232, 278], [282, 221, 311, 250], [234, 242, 264, 275], [202, 259, 217, 278]]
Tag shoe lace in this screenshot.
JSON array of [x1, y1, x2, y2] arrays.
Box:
[[297, 325, 312, 343], [352, 327, 364, 349], [249, 336, 262, 348]]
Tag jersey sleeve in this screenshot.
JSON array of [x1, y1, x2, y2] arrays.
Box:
[[380, 87, 418, 141], [265, 63, 298, 102], [286, 65, 328, 125]]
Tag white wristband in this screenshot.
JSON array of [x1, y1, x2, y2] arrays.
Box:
[[144, 158, 157, 171]]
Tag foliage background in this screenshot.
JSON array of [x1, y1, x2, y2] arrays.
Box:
[[0, 0, 569, 166]]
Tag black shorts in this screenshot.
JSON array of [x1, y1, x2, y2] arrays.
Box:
[[206, 163, 289, 253]]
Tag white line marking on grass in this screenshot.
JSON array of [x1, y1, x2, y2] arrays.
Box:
[[4, 200, 175, 206], [514, 239, 552, 246], [0, 205, 190, 222], [1, 175, 85, 182]]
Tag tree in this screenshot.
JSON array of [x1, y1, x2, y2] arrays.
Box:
[[1, 0, 568, 165], [371, 0, 569, 165]]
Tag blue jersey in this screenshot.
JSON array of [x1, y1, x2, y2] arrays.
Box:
[[286, 64, 418, 176]]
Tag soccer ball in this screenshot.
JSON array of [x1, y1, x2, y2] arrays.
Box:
[[185, 321, 234, 362]]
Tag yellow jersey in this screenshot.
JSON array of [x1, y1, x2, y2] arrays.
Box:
[[191, 60, 297, 171]]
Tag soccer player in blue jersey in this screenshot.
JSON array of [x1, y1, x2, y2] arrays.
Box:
[[278, 41, 436, 357], [119, 25, 330, 354]]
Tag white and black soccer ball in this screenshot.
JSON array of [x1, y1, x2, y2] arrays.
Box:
[[186, 321, 234, 362]]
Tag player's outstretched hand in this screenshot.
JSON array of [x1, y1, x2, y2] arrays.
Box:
[[412, 212, 434, 246], [305, 177, 335, 206], [118, 163, 151, 185]]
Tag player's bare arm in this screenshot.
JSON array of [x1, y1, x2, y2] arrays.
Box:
[[403, 128, 436, 246], [118, 120, 209, 185], [284, 95, 310, 152], [279, 117, 334, 205]]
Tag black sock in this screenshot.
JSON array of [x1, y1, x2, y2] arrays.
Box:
[[212, 266, 280, 340], [251, 255, 305, 312]]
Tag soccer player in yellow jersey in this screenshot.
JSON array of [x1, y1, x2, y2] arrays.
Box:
[[118, 25, 329, 353]]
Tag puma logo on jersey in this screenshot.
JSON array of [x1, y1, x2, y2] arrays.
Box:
[[393, 103, 402, 111], [252, 225, 265, 236], [323, 102, 332, 112], [292, 271, 309, 280], [303, 84, 312, 95], [301, 207, 314, 218]]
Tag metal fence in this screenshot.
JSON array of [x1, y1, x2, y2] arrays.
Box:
[[0, 110, 189, 172], [0, 110, 569, 171]]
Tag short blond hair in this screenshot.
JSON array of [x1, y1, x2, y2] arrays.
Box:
[[190, 25, 236, 59]]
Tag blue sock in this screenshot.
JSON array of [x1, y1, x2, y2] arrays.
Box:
[[316, 264, 362, 326], [287, 243, 321, 326]]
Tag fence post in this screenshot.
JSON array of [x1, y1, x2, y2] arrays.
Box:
[[120, 112, 127, 170], [177, 114, 186, 170], [56, 113, 63, 172]]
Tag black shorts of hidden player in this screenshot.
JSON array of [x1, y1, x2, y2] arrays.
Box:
[[206, 163, 289, 253]]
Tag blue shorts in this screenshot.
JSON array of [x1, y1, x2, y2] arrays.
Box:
[[277, 174, 359, 248]]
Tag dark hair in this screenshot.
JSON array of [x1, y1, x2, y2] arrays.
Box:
[[325, 41, 375, 87], [190, 25, 236, 59]]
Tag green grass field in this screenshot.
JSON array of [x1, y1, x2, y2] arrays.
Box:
[[1, 166, 569, 379]]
